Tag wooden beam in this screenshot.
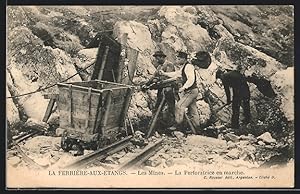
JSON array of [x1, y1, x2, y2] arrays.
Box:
[[119, 87, 133, 128], [100, 90, 112, 135], [98, 46, 110, 80], [117, 33, 128, 83], [42, 97, 57, 123], [184, 113, 197, 134], [146, 94, 166, 138]]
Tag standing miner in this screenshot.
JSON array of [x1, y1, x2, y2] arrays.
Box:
[[143, 50, 177, 118], [215, 69, 251, 129], [159, 51, 211, 131]]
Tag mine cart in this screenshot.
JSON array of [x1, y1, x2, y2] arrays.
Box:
[[56, 80, 134, 151]]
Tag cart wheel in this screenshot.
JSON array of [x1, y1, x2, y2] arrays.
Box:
[[61, 131, 72, 152], [97, 137, 109, 150]]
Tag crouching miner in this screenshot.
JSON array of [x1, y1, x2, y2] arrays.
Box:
[[215, 69, 251, 130]]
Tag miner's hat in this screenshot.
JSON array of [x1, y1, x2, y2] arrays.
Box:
[[177, 51, 188, 59], [153, 50, 166, 57], [191, 51, 212, 69]]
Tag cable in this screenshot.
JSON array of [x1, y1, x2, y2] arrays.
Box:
[[7, 61, 95, 99]]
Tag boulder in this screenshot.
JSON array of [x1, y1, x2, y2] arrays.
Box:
[[7, 6, 31, 30], [257, 132, 276, 144], [158, 6, 212, 52], [6, 86, 20, 126], [145, 156, 162, 167], [239, 134, 257, 143], [196, 100, 211, 125], [226, 148, 240, 159], [7, 66, 49, 121], [173, 131, 185, 139], [270, 67, 294, 121], [76, 48, 98, 80], [8, 156, 22, 167], [113, 20, 156, 55], [227, 141, 237, 149], [224, 133, 240, 143], [257, 141, 265, 146], [186, 135, 227, 148]]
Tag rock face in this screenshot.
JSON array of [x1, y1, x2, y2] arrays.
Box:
[[7, 26, 81, 121], [270, 67, 294, 121], [6, 86, 20, 127], [158, 6, 213, 61], [209, 5, 294, 67], [76, 48, 98, 80]]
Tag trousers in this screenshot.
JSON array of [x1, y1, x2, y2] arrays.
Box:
[[231, 96, 251, 129], [175, 88, 200, 128]]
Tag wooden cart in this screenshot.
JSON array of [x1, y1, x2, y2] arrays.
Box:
[[56, 80, 134, 151]]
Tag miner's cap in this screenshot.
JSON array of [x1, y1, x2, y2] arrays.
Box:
[[192, 51, 212, 69], [153, 50, 166, 57], [177, 51, 188, 59]]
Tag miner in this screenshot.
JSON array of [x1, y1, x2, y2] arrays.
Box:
[[159, 51, 211, 131], [215, 69, 251, 129], [143, 50, 177, 118]]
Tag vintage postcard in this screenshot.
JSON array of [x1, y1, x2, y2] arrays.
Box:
[[6, 5, 294, 189]]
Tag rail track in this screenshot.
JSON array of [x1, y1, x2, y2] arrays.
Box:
[[63, 137, 165, 170], [10, 130, 165, 171]]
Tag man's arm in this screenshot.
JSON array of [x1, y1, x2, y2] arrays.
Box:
[[145, 64, 163, 85], [160, 69, 182, 79], [222, 79, 231, 104]]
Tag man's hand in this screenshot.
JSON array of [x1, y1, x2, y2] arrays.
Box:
[[226, 100, 232, 105], [158, 70, 166, 76], [141, 84, 149, 92], [178, 87, 185, 93]]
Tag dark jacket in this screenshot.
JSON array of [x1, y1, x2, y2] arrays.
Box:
[[221, 70, 250, 102]]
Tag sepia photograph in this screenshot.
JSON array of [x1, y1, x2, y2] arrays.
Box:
[[6, 5, 294, 189]]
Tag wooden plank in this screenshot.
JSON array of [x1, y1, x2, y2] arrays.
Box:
[[59, 114, 95, 134], [68, 84, 73, 127], [59, 103, 102, 118], [42, 97, 56, 123], [119, 88, 133, 128], [85, 88, 92, 130], [98, 46, 110, 80], [184, 113, 197, 134], [58, 89, 104, 109], [59, 110, 98, 123], [100, 90, 112, 135], [58, 83, 103, 94], [117, 33, 128, 83], [93, 91, 104, 134], [105, 112, 123, 129], [146, 94, 166, 138], [122, 47, 139, 85]]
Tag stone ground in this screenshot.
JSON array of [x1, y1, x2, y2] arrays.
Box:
[[6, 128, 292, 172]]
